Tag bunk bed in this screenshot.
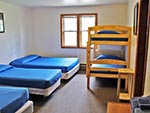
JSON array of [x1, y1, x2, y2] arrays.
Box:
[[10, 54, 80, 79], [86, 25, 131, 89]]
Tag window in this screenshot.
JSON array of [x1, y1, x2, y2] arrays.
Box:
[[0, 13, 5, 33], [61, 13, 97, 48]]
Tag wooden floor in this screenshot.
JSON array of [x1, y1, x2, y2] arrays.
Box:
[[30, 70, 119, 113]]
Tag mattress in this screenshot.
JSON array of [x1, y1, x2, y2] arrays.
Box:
[[91, 64, 125, 68], [90, 37, 128, 41], [10, 55, 79, 73], [90, 64, 125, 74], [90, 54, 126, 74], [0, 64, 62, 89], [96, 54, 125, 61], [0, 87, 29, 113], [90, 30, 128, 41]]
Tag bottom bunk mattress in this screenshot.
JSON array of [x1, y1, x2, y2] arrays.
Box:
[[10, 54, 79, 73], [0, 87, 29, 113], [0, 64, 62, 90], [90, 54, 126, 74], [91, 64, 125, 74]]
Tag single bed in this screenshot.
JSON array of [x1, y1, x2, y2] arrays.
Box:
[[0, 86, 33, 113], [10, 54, 80, 79], [0, 64, 62, 97]]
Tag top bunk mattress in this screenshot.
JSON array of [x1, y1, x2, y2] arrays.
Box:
[[90, 37, 128, 41], [0, 87, 29, 113], [10, 55, 79, 72], [0, 64, 62, 89], [90, 30, 128, 41]]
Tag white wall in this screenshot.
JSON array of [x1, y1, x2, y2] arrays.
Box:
[[127, 0, 138, 69], [0, 1, 32, 63], [144, 29, 150, 95], [30, 4, 128, 63], [0, 2, 128, 64], [127, 0, 138, 97]]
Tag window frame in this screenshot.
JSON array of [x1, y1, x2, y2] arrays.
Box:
[[60, 13, 98, 49]]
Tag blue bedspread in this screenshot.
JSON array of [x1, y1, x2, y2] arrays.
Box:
[[91, 64, 125, 68], [0, 87, 29, 113], [10, 55, 79, 73], [91, 64, 125, 74], [0, 64, 62, 89], [91, 54, 126, 74]]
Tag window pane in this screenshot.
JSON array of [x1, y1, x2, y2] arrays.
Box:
[[80, 15, 96, 47], [81, 31, 88, 47], [63, 16, 77, 31], [64, 32, 77, 46], [0, 20, 3, 31], [80, 15, 96, 31]]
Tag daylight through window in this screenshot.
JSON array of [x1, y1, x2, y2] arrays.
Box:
[[61, 13, 97, 48]]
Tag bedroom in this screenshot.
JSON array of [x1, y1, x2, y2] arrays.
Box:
[[0, 0, 150, 113]]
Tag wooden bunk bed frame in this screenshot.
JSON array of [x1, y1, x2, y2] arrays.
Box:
[[86, 25, 132, 89]]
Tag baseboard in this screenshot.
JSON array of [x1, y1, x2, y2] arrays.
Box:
[[80, 63, 86, 70]]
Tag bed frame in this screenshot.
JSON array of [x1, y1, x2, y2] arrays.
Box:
[[28, 78, 61, 97], [62, 63, 80, 79], [0, 78, 61, 97], [86, 25, 131, 89], [15, 101, 33, 113]]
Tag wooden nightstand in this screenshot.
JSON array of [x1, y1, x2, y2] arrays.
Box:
[[107, 102, 131, 113], [117, 68, 134, 100]]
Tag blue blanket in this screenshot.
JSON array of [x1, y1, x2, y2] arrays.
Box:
[[91, 54, 125, 74], [10, 55, 79, 72], [90, 64, 125, 74], [0, 64, 62, 89], [96, 54, 125, 61], [0, 87, 29, 113]]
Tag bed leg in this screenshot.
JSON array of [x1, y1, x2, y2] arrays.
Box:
[[125, 76, 128, 91], [117, 75, 121, 100], [87, 77, 90, 89]]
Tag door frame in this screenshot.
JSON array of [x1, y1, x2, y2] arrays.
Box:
[[134, 0, 149, 96]]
